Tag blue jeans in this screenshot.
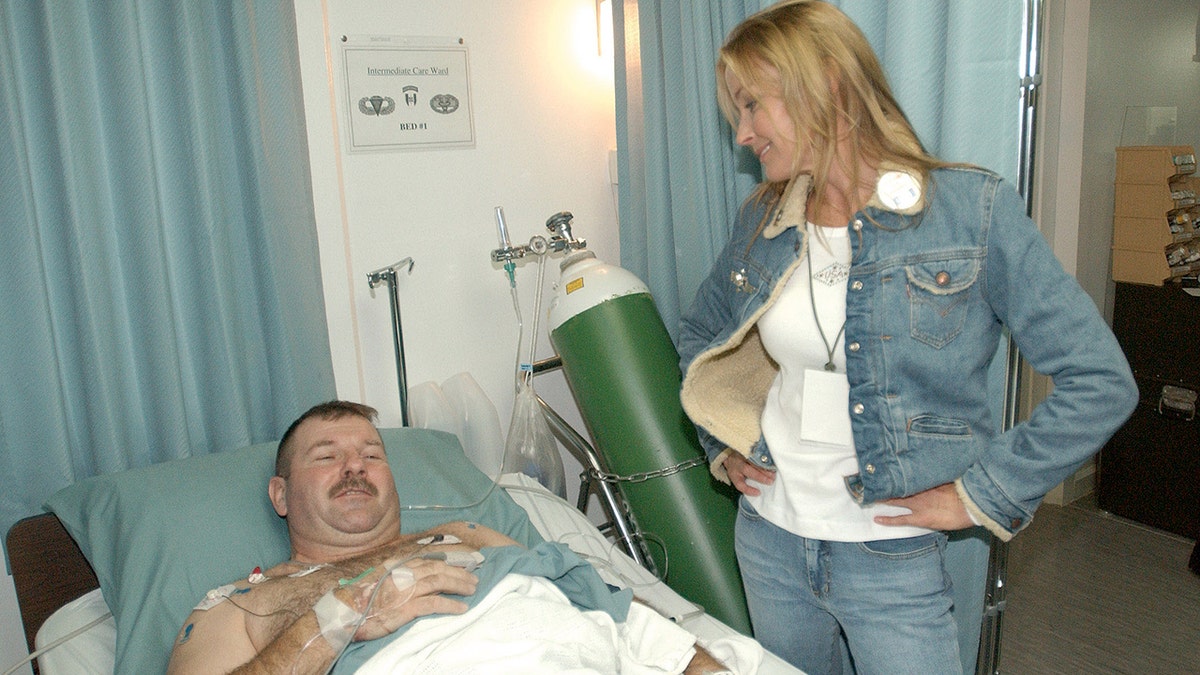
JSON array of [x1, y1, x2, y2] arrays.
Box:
[[736, 498, 961, 674]]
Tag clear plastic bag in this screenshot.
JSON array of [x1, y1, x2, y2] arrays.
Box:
[[440, 372, 505, 478], [503, 380, 566, 498]]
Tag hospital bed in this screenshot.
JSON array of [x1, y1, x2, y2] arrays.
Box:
[[6, 426, 798, 674]]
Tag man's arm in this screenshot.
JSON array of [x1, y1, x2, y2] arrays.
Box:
[[228, 611, 340, 675], [167, 600, 371, 675], [167, 600, 261, 675], [685, 645, 731, 674], [167, 558, 478, 675], [627, 597, 733, 674], [432, 520, 521, 549]]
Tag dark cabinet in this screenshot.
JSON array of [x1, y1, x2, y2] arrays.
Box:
[[1098, 282, 1200, 540]]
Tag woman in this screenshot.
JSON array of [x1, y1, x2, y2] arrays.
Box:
[[677, 2, 1137, 672]]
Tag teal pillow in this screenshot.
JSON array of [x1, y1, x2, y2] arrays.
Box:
[[45, 427, 541, 675]]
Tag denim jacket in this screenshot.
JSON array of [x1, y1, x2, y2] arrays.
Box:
[[679, 166, 1137, 541]]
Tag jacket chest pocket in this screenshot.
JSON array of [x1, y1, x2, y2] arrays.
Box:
[[905, 258, 980, 349]]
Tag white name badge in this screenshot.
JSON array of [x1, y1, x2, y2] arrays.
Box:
[[800, 368, 854, 446], [876, 170, 921, 211]]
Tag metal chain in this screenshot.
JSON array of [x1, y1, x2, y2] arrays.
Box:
[[585, 456, 707, 484]]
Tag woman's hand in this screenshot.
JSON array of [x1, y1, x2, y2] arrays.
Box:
[[874, 483, 974, 531], [722, 451, 776, 496]]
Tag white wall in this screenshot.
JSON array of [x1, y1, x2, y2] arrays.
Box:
[[1080, 0, 1200, 314], [295, 0, 619, 507], [0, 2, 617, 671], [1034, 0, 1090, 277], [0, 568, 29, 675], [1032, 0, 1093, 505]]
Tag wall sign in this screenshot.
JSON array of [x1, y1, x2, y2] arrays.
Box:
[[341, 35, 474, 151]]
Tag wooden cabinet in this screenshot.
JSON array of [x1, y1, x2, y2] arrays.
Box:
[[1110, 146, 1198, 285], [1098, 282, 1200, 540]]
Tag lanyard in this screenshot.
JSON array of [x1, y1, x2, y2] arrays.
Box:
[[805, 224, 847, 372]]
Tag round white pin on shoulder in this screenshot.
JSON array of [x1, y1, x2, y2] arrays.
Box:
[[876, 170, 921, 211]]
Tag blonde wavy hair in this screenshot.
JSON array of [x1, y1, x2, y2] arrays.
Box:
[[717, 0, 946, 219]]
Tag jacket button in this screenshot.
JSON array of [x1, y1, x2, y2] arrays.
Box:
[[850, 280, 863, 291], [852, 403, 864, 414], [848, 342, 860, 352], [865, 464, 875, 473], [852, 219, 863, 231], [935, 271, 951, 286], [1011, 518, 1023, 529]]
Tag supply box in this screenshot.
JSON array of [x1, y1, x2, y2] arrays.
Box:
[[1111, 146, 1198, 285]]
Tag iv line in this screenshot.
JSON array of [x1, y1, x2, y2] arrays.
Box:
[[1, 610, 114, 675], [401, 244, 548, 512]]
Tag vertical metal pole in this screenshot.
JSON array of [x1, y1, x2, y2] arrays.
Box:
[[385, 270, 411, 427], [977, 2, 1042, 673], [976, 341, 1020, 674], [367, 258, 414, 427]]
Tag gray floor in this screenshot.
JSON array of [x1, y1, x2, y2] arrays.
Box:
[[998, 500, 1200, 674]]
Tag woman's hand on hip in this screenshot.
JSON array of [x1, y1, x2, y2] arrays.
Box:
[[722, 451, 775, 496], [874, 483, 974, 531]]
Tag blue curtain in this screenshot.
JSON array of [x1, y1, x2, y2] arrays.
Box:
[[616, 0, 1024, 339], [0, 1, 336, 543], [614, 0, 768, 336]]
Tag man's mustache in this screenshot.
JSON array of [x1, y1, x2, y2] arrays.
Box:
[[329, 476, 378, 498]]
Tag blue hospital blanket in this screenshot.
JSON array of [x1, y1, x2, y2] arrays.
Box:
[[330, 541, 634, 673]]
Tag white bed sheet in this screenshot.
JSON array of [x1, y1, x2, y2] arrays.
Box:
[[499, 474, 800, 675], [35, 473, 801, 674], [34, 587, 115, 674]]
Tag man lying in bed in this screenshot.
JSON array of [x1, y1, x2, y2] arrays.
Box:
[[166, 400, 732, 674]]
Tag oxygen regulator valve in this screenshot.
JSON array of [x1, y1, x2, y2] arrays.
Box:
[[543, 211, 587, 255], [490, 209, 588, 267]]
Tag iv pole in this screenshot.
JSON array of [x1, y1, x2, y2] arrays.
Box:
[[367, 257, 415, 426]]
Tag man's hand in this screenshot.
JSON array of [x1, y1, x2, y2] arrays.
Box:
[[721, 451, 776, 496], [874, 482, 973, 531], [341, 557, 479, 642]]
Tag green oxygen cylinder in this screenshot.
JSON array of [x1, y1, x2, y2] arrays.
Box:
[[547, 251, 750, 634]]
